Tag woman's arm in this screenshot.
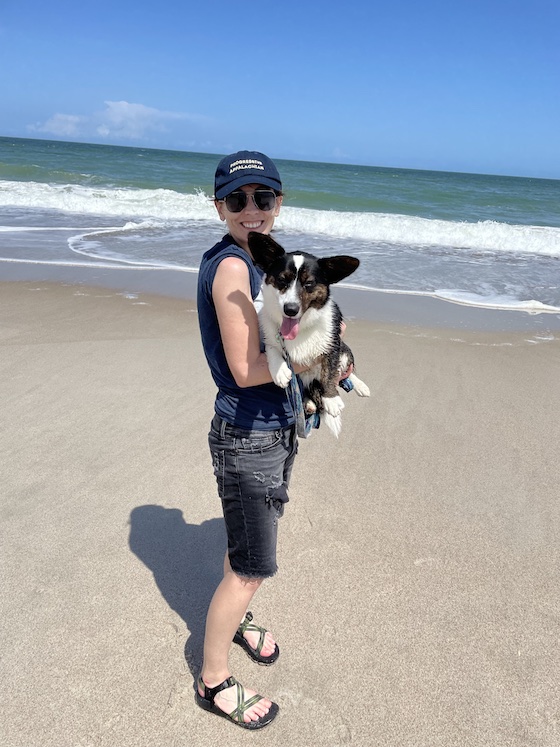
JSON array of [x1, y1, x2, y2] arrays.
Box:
[[213, 256, 272, 388], [213, 256, 312, 388]]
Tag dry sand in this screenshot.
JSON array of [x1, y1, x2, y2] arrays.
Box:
[[1, 280, 560, 747]]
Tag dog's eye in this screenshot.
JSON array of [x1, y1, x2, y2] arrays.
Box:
[[303, 281, 316, 291], [276, 279, 288, 291]]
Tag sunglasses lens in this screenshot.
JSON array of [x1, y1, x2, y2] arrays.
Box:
[[223, 190, 277, 212], [224, 192, 247, 212], [254, 191, 276, 211]]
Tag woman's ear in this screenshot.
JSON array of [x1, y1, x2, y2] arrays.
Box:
[[214, 199, 226, 222], [274, 194, 283, 216]]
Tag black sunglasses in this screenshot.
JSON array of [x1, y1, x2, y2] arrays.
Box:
[[221, 190, 277, 213]]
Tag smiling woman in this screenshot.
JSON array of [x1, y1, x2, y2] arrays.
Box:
[[194, 151, 306, 729]]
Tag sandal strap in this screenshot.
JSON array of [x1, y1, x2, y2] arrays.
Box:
[[237, 611, 254, 634], [197, 675, 236, 703], [237, 612, 267, 655], [230, 681, 263, 722], [198, 675, 266, 723]]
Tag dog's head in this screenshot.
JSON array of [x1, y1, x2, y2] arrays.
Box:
[[248, 232, 359, 339]]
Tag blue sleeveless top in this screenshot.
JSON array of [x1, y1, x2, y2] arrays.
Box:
[[197, 234, 295, 430]]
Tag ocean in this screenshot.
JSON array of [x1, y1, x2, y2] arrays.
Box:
[[1, 136, 560, 314]]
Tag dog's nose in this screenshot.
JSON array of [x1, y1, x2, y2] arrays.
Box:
[[283, 302, 300, 317]]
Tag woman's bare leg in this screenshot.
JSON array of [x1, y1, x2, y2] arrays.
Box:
[[199, 553, 276, 724]]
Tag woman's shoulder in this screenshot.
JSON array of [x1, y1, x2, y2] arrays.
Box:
[[215, 254, 251, 276], [213, 256, 254, 306], [202, 234, 242, 261], [200, 235, 262, 301]]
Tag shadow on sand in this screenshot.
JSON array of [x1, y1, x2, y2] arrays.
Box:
[[128, 505, 225, 676]]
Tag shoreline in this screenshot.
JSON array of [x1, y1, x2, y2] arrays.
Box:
[[2, 260, 560, 337]]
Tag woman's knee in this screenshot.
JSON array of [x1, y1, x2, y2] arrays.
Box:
[[229, 570, 265, 590]]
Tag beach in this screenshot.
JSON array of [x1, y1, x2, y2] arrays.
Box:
[[2, 275, 559, 747]]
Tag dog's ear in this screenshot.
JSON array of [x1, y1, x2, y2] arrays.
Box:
[[248, 232, 286, 271], [318, 256, 360, 285]]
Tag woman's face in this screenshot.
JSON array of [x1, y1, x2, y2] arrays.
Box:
[[215, 183, 282, 253]]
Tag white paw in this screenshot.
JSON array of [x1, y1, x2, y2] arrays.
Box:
[[350, 374, 370, 397], [323, 412, 342, 438], [273, 361, 293, 388], [323, 395, 345, 418], [304, 399, 317, 414]]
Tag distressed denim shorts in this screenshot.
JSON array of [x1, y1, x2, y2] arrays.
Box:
[[208, 414, 298, 579]]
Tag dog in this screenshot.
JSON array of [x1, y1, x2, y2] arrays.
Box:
[[248, 231, 370, 437]]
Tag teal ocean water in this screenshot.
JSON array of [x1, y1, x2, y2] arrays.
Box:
[[1, 136, 559, 313]]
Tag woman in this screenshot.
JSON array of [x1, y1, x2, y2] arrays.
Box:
[[196, 151, 307, 729]]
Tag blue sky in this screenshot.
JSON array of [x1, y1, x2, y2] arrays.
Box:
[[1, 0, 559, 178]]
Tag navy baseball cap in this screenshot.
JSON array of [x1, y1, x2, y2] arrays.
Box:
[[214, 150, 282, 199]]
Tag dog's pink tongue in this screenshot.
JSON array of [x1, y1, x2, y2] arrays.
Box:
[[281, 317, 300, 340]]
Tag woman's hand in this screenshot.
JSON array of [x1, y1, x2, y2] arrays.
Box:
[[338, 320, 352, 381], [338, 362, 354, 383]]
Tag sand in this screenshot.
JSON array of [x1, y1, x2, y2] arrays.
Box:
[[1, 279, 560, 747]]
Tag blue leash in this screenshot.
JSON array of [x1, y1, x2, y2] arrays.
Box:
[[276, 334, 320, 438]]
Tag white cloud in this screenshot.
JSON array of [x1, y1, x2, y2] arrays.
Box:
[[29, 113, 85, 137], [27, 101, 210, 143], [93, 100, 191, 140]]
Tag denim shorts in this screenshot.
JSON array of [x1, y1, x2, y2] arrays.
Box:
[[208, 414, 298, 579]]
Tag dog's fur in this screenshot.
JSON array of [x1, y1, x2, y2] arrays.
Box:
[[248, 232, 370, 437]]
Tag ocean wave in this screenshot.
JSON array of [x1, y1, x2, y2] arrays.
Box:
[[278, 207, 560, 257], [0, 225, 107, 232], [0, 256, 198, 272], [2, 254, 558, 314], [1, 179, 560, 257], [341, 283, 560, 314], [0, 179, 215, 220], [432, 290, 560, 313]]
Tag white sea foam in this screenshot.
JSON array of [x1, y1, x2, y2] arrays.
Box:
[[339, 283, 560, 314], [0, 256, 198, 272], [433, 290, 560, 314], [67, 231, 183, 269], [0, 225, 106, 232], [1, 179, 560, 257], [278, 207, 560, 256], [0, 180, 215, 221]]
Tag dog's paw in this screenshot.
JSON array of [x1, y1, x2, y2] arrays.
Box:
[[350, 374, 370, 397], [304, 399, 317, 414], [323, 395, 345, 418], [323, 412, 342, 438], [273, 361, 293, 388]]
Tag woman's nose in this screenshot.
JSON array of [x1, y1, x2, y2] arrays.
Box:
[[243, 194, 260, 213]]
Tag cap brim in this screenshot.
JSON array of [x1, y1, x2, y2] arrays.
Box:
[[215, 174, 282, 199]]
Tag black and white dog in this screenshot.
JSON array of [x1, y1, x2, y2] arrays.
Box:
[[248, 232, 370, 437]]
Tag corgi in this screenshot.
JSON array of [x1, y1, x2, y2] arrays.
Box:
[[248, 232, 370, 437]]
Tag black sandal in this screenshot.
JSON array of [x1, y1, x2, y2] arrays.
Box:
[[195, 675, 279, 729], [233, 611, 280, 665]]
